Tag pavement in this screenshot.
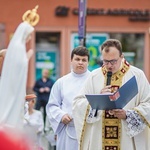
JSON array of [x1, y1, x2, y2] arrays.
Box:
[[40, 133, 56, 150]]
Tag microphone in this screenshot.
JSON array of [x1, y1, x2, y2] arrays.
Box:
[[94, 71, 112, 117], [106, 71, 112, 85]]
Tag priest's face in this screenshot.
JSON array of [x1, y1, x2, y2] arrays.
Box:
[[102, 47, 124, 74], [71, 54, 89, 74]]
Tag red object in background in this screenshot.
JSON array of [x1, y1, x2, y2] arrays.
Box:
[[0, 130, 31, 150]]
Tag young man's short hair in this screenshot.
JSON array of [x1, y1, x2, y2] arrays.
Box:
[[71, 46, 90, 61]]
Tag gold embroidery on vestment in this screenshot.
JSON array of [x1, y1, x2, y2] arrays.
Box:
[[102, 59, 130, 150], [134, 108, 150, 128], [80, 104, 90, 150]]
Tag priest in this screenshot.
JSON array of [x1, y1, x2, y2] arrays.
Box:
[[73, 39, 150, 150]]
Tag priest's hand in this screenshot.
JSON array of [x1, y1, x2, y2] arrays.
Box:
[[61, 114, 72, 125], [100, 85, 112, 94], [109, 109, 126, 119]]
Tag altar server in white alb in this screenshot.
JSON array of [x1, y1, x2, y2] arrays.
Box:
[[46, 46, 90, 150], [73, 39, 150, 150]]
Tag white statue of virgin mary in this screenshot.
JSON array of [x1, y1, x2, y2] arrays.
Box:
[[0, 6, 39, 129]]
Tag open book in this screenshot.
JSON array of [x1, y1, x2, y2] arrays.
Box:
[[85, 76, 138, 110]]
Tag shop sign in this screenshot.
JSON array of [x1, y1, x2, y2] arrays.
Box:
[[55, 6, 150, 22], [35, 51, 56, 81]]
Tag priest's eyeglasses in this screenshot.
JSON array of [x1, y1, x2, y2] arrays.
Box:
[[103, 58, 119, 65]]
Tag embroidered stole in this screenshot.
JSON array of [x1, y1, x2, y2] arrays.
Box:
[[101, 60, 130, 150]]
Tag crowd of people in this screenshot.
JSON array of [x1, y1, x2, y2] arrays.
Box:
[[0, 9, 150, 149]]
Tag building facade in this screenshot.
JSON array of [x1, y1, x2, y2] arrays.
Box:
[[0, 0, 149, 92]]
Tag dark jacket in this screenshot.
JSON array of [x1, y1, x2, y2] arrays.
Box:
[[33, 78, 54, 102]]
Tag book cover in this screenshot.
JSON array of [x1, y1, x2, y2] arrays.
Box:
[[85, 76, 138, 110]]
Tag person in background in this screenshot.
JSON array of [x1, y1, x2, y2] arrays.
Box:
[[24, 94, 44, 150], [33, 69, 54, 125], [73, 39, 150, 150], [46, 46, 91, 150]]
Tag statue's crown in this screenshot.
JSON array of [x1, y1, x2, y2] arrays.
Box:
[[22, 5, 40, 26]]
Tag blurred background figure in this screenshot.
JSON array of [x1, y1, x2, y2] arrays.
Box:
[[24, 94, 44, 150], [33, 69, 54, 126]]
